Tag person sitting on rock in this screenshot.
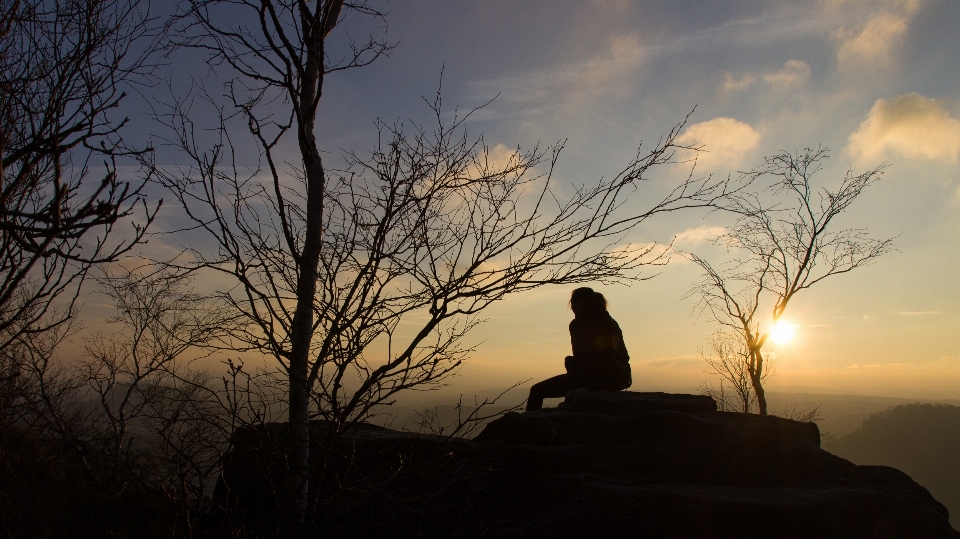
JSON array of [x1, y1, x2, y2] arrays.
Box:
[[526, 287, 632, 411]]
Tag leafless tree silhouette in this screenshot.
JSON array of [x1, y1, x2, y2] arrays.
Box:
[[698, 331, 771, 413], [685, 148, 893, 415], [83, 268, 230, 468], [1, 264, 250, 535], [0, 0, 161, 381], [156, 0, 737, 526], [78, 267, 286, 533], [162, 0, 391, 524]]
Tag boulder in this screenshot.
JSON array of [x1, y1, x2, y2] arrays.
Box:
[[214, 391, 959, 538]]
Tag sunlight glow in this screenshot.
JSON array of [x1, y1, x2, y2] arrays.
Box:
[[769, 321, 796, 345]]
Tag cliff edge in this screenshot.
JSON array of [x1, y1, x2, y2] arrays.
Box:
[[216, 391, 958, 538]]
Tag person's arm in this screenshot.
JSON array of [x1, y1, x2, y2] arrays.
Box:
[[570, 319, 590, 357], [612, 320, 629, 362]]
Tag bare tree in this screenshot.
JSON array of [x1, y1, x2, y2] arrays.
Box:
[[411, 382, 527, 440], [83, 268, 228, 466], [0, 0, 161, 377], [698, 331, 772, 413], [157, 0, 736, 527], [164, 0, 390, 524], [685, 148, 893, 415], [77, 266, 261, 530], [5, 315, 91, 465]]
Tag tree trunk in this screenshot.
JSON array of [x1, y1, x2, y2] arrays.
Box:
[[750, 349, 768, 416], [287, 142, 324, 525], [285, 5, 336, 527]]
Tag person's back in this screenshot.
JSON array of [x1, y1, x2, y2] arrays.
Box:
[[569, 313, 629, 364], [567, 313, 631, 392]]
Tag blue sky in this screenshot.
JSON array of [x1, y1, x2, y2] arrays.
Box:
[[108, 0, 960, 399]]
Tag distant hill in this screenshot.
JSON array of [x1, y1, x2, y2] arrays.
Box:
[[823, 403, 960, 529], [380, 387, 960, 439], [764, 391, 960, 438], [371, 386, 528, 433]]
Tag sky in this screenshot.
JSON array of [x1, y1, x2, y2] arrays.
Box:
[[99, 0, 960, 401]]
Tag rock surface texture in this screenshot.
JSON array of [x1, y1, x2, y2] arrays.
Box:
[[216, 391, 959, 538]]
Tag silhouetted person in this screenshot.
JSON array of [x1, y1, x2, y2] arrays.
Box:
[[526, 287, 631, 411]]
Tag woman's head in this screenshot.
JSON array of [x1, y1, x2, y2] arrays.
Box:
[[570, 287, 607, 318]]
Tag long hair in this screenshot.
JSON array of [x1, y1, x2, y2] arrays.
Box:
[[569, 287, 608, 319]]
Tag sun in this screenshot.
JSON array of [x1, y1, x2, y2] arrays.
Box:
[[769, 321, 796, 345]]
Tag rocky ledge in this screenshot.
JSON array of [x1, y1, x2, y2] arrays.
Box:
[[216, 391, 958, 538]]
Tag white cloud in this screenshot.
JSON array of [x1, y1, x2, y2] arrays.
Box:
[[673, 226, 727, 248], [608, 33, 642, 61], [609, 241, 672, 265], [676, 118, 761, 169], [470, 32, 644, 114], [761, 60, 811, 87], [822, 0, 921, 15], [720, 60, 809, 95], [834, 12, 908, 68], [638, 356, 702, 369], [479, 143, 523, 173], [829, 0, 922, 69], [847, 93, 960, 162], [573, 32, 644, 97], [611, 229, 727, 267], [721, 73, 757, 93]]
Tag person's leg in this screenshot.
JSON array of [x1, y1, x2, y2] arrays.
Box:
[[526, 374, 576, 411]]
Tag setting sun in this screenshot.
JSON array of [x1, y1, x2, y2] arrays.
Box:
[[769, 321, 797, 345]]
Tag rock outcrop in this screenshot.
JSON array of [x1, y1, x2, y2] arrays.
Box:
[[824, 403, 960, 530], [215, 391, 959, 538]]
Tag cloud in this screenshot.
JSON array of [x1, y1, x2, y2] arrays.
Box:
[[829, 0, 922, 69], [673, 226, 727, 248], [469, 32, 645, 114], [834, 12, 909, 68], [721, 73, 757, 93], [761, 60, 811, 87], [479, 143, 523, 173], [610, 230, 726, 268], [638, 356, 702, 369], [572, 33, 644, 96], [847, 93, 960, 162], [676, 118, 761, 169], [609, 241, 672, 265], [822, 0, 921, 12], [720, 60, 810, 95], [608, 33, 642, 61], [846, 362, 911, 369]]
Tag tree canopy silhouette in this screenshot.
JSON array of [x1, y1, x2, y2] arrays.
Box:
[[0, 0, 160, 412]]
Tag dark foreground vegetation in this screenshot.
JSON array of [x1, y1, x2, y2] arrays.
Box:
[[825, 403, 960, 530], [0, 425, 176, 538]]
